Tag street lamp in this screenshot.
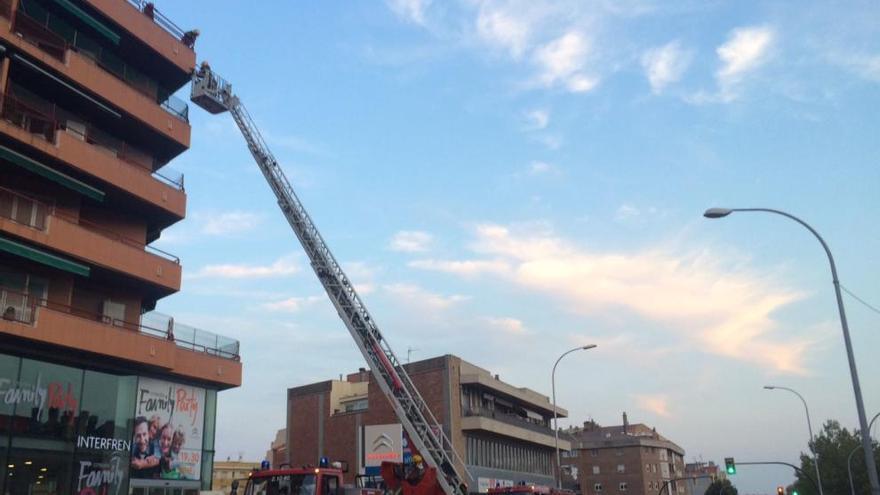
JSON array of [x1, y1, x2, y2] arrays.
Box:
[[704, 207, 880, 495], [764, 385, 823, 495], [552, 344, 597, 489], [847, 411, 880, 495]]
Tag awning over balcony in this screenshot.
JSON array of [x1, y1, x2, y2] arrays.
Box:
[[0, 144, 104, 201], [0, 235, 90, 276], [50, 0, 120, 45]]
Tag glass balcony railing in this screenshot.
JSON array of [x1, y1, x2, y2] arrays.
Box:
[[14, 0, 190, 123], [0, 285, 240, 361]]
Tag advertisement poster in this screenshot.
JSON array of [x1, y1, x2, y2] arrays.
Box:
[[130, 377, 205, 481]]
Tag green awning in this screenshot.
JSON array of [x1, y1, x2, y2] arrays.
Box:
[[0, 145, 104, 202], [51, 0, 120, 45], [0, 236, 90, 277]]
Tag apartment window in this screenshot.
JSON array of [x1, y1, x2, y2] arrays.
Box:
[[592, 466, 600, 475], [591, 449, 599, 457], [617, 464, 625, 473], [594, 483, 603, 492], [659, 449, 668, 461], [618, 482, 627, 492], [645, 463, 650, 472], [652, 464, 657, 473]]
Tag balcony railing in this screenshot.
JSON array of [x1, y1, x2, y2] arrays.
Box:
[[462, 407, 554, 435], [0, 185, 180, 264], [0, 285, 240, 360], [0, 90, 185, 190], [125, 0, 189, 46], [14, 0, 190, 122]]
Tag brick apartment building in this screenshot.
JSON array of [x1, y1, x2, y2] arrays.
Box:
[[0, 1, 241, 494], [564, 414, 686, 495], [286, 354, 571, 493]]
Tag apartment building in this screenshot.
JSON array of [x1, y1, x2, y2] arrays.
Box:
[[565, 415, 686, 495], [0, 1, 241, 494], [286, 355, 570, 493]]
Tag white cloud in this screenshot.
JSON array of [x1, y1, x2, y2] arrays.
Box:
[[407, 259, 510, 277], [716, 26, 775, 101], [200, 211, 262, 236], [641, 41, 692, 94], [483, 316, 528, 335], [525, 109, 550, 130], [411, 224, 812, 374], [476, 3, 532, 58], [528, 161, 557, 175], [533, 31, 599, 93], [386, 0, 432, 25], [615, 204, 640, 220], [633, 393, 670, 417], [190, 255, 299, 279], [383, 283, 469, 310], [389, 230, 433, 252], [834, 52, 880, 82], [262, 295, 324, 313]]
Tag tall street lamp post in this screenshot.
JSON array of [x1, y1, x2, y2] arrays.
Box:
[[552, 344, 597, 489], [704, 207, 880, 495], [764, 385, 824, 495], [847, 411, 880, 495]]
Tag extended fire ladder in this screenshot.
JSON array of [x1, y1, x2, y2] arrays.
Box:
[[190, 66, 470, 495]]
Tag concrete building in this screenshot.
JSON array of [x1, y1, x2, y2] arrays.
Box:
[[565, 415, 686, 495], [0, 1, 241, 494], [286, 354, 570, 493], [213, 460, 261, 494], [683, 461, 722, 495]]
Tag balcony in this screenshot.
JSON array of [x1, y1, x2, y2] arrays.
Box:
[[461, 408, 567, 449], [0, 186, 181, 291], [0, 7, 191, 149], [0, 284, 241, 388], [0, 90, 186, 218]]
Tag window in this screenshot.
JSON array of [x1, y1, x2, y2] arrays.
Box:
[[593, 466, 600, 475], [591, 449, 599, 457], [343, 398, 368, 412], [615, 449, 624, 457], [659, 449, 668, 461], [652, 464, 657, 473], [594, 483, 603, 492], [617, 464, 625, 473], [646, 463, 650, 472], [618, 482, 627, 492]]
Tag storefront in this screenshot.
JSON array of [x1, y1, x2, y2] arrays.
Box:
[[0, 352, 217, 495]]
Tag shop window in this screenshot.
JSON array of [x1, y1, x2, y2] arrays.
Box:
[[0, 353, 22, 434], [11, 359, 82, 442], [5, 448, 73, 495], [78, 371, 136, 439]]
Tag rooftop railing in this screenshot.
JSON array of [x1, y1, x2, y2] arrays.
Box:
[[0, 90, 185, 190], [125, 0, 188, 44], [0, 285, 240, 360], [0, 185, 180, 264], [14, 0, 190, 123]]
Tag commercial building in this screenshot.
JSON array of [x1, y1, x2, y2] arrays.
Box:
[[212, 460, 260, 494], [266, 428, 286, 469], [0, 1, 241, 494], [564, 414, 686, 495], [286, 355, 570, 493]]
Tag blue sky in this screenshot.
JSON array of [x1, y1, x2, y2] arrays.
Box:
[[151, 1, 878, 492]]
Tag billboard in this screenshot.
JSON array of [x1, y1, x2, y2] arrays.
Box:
[[130, 377, 206, 481]]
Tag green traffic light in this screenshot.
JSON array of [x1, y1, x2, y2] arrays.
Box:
[[792, 491, 798, 495], [726, 466, 735, 475]]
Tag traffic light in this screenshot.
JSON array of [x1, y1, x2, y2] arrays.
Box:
[[724, 457, 736, 475], [776, 487, 784, 495], [792, 491, 798, 495]]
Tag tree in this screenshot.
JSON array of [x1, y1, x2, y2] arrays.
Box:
[[704, 479, 738, 495], [792, 420, 880, 495]]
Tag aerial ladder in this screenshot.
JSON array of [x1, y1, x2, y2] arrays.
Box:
[[190, 65, 470, 495]]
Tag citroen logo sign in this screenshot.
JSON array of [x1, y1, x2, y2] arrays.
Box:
[[372, 433, 394, 452]]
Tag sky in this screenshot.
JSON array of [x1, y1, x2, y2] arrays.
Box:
[[149, 1, 879, 493]]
